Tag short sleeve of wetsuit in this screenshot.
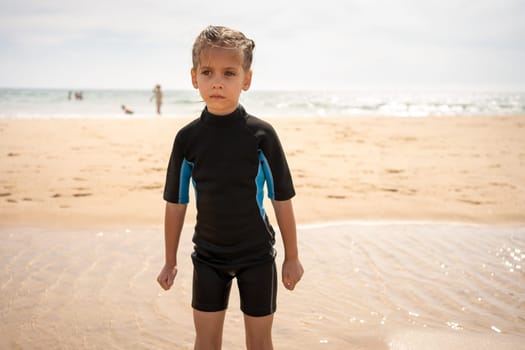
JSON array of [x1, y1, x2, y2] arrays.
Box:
[[258, 124, 295, 201], [163, 132, 193, 204]]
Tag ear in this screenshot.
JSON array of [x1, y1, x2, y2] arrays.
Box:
[[242, 70, 253, 91], [191, 68, 198, 89]]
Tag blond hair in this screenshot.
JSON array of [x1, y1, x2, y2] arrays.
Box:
[[192, 25, 255, 72]]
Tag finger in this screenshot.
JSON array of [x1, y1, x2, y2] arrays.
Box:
[[167, 275, 175, 288], [158, 275, 169, 290], [283, 277, 295, 290], [282, 274, 290, 286]]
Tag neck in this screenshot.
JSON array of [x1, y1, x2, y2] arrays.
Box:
[[206, 105, 239, 116], [202, 105, 245, 126]]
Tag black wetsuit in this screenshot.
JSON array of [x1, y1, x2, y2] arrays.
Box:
[[163, 105, 295, 267]]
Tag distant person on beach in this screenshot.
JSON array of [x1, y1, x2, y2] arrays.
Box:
[[150, 84, 162, 114], [121, 105, 134, 114], [74, 91, 83, 100], [157, 25, 303, 350]]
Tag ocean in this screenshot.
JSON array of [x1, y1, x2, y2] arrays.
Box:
[[0, 88, 524, 119]]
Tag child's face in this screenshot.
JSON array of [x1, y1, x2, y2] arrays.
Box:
[[191, 47, 252, 116]]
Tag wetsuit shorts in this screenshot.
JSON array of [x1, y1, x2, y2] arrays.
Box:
[[191, 253, 277, 317]]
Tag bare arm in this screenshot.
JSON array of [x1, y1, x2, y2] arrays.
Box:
[[157, 202, 187, 290], [271, 199, 304, 290]]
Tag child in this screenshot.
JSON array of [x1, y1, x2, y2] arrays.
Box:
[[157, 25, 303, 350]]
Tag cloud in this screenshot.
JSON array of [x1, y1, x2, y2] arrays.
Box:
[[0, 0, 524, 89]]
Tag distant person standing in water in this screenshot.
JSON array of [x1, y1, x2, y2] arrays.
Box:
[[151, 84, 163, 115]]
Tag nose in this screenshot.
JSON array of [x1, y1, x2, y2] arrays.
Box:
[[211, 75, 223, 89]]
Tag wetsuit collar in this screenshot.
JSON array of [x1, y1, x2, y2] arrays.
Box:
[[201, 105, 246, 126]]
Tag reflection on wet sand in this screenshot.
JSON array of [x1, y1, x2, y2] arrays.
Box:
[[1, 223, 524, 349]]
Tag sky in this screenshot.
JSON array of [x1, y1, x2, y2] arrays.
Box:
[[0, 0, 524, 91]]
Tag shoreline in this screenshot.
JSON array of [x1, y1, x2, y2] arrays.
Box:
[[2, 219, 525, 232]]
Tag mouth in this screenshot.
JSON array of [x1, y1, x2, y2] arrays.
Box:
[[209, 94, 225, 99]]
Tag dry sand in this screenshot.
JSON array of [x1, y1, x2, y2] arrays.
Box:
[[1, 116, 524, 227], [1, 115, 525, 349]]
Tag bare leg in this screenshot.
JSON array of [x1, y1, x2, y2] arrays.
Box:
[[244, 313, 274, 350], [193, 309, 226, 350]]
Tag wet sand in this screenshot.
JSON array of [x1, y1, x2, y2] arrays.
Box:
[[1, 223, 524, 349]]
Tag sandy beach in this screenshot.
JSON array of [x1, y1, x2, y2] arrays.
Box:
[[1, 115, 525, 349], [1, 116, 524, 227]]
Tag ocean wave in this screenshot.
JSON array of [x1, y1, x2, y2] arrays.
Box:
[[1, 88, 524, 118]]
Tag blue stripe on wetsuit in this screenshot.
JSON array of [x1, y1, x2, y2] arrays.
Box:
[[178, 158, 194, 204], [255, 150, 275, 218]]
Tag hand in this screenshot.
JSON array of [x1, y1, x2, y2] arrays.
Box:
[[157, 264, 178, 290], [282, 258, 304, 291]]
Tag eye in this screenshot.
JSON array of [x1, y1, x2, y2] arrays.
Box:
[[200, 70, 211, 76], [225, 71, 236, 77]]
